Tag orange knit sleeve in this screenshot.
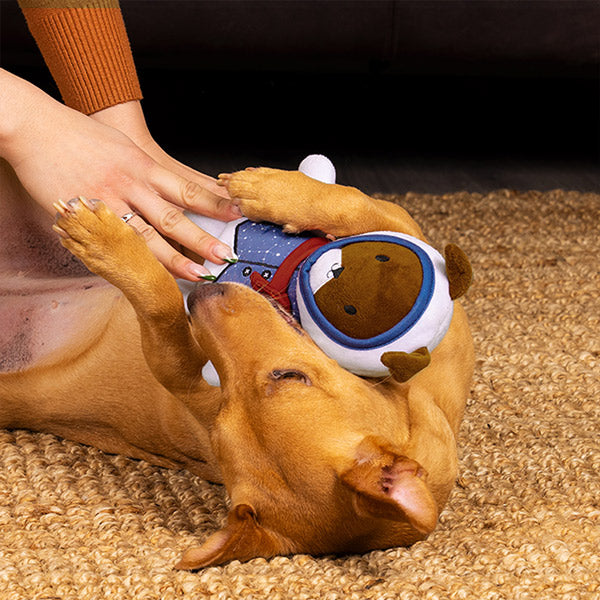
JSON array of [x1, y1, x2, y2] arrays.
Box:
[[18, 0, 143, 114]]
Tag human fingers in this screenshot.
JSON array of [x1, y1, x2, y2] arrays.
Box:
[[121, 212, 214, 281], [126, 189, 236, 266], [79, 190, 216, 280], [151, 163, 242, 222]]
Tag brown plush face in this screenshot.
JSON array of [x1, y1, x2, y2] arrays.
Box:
[[314, 241, 423, 339]]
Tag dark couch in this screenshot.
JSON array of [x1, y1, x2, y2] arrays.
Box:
[[2, 1, 598, 186]]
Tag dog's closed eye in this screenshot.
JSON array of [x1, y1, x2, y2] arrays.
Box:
[[270, 369, 312, 386]]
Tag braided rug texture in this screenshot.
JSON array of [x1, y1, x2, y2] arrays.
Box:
[[1, 189, 598, 599]]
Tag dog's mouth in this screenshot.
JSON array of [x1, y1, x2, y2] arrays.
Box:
[[263, 295, 305, 334], [188, 281, 305, 335]]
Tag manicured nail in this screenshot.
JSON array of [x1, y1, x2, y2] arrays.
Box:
[[200, 274, 218, 281], [188, 263, 211, 279], [213, 244, 238, 264]]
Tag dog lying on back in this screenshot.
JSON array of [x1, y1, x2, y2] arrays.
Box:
[[0, 165, 474, 569]]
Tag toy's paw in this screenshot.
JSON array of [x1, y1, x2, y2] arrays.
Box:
[[53, 196, 147, 277], [218, 168, 313, 233], [381, 347, 431, 383]]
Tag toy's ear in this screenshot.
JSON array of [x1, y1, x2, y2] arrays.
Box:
[[339, 437, 438, 534], [444, 244, 472, 300], [175, 504, 291, 570], [381, 347, 431, 382]]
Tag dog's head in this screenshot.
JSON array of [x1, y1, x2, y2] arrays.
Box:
[[177, 282, 446, 569]]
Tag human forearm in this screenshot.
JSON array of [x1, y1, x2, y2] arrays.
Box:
[[0, 68, 71, 167], [10, 0, 240, 278]]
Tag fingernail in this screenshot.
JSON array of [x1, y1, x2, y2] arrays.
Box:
[[188, 263, 210, 279], [200, 274, 218, 281], [213, 244, 238, 264]]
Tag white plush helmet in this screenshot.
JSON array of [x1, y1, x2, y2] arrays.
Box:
[[295, 232, 454, 377]]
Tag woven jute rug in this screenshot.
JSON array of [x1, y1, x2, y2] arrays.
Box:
[[1, 189, 598, 599]]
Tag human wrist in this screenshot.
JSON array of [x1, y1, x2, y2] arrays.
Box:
[[90, 100, 153, 148]]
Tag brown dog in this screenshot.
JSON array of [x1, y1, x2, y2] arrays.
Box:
[[0, 162, 474, 569]]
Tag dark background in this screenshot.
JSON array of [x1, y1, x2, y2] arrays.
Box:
[[2, 0, 599, 193]]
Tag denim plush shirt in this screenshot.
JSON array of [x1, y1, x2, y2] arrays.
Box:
[[212, 220, 317, 320]]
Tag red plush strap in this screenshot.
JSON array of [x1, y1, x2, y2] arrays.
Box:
[[250, 236, 330, 311]]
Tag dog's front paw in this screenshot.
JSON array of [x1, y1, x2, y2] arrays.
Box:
[[218, 167, 279, 220], [53, 196, 146, 277], [218, 168, 313, 233]]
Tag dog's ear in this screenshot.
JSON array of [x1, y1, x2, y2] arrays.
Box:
[[339, 437, 438, 534], [444, 244, 472, 300], [175, 504, 291, 570]]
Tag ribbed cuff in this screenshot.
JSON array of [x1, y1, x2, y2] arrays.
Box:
[[20, 5, 142, 114]]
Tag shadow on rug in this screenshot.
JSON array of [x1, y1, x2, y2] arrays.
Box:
[[1, 189, 598, 599]]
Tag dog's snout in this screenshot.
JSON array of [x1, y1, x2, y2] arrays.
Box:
[[187, 282, 225, 311]]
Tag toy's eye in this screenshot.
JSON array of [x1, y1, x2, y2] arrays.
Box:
[[327, 262, 344, 280], [270, 369, 312, 385], [375, 254, 390, 262], [344, 305, 357, 315]]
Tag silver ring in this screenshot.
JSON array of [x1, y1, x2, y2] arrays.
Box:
[[121, 212, 137, 223]]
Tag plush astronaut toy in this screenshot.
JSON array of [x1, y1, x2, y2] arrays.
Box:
[[182, 155, 471, 386]]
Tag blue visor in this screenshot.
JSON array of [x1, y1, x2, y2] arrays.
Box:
[[298, 234, 435, 350]]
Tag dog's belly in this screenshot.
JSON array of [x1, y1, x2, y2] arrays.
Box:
[[0, 158, 123, 371], [0, 274, 119, 372]]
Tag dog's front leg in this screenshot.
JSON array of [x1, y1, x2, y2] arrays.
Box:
[[53, 197, 207, 393], [220, 168, 425, 240]]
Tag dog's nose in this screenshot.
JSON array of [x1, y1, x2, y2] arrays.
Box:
[[187, 282, 225, 311]]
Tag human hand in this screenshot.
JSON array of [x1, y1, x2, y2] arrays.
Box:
[[91, 100, 227, 201], [0, 70, 240, 280]]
